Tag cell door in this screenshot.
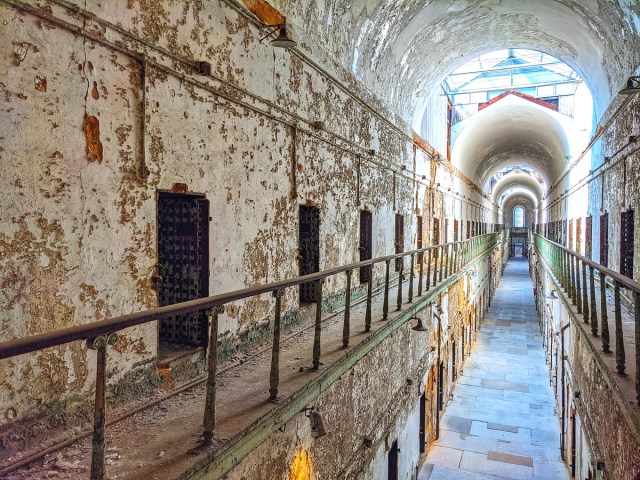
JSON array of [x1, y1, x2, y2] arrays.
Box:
[[419, 391, 426, 453], [466, 220, 470, 240], [300, 205, 321, 303], [417, 215, 423, 249], [454, 219, 459, 242], [621, 210, 634, 278], [395, 214, 404, 271], [359, 210, 373, 283], [570, 407, 577, 477], [157, 192, 210, 348], [444, 218, 449, 243], [600, 213, 609, 267], [433, 218, 440, 245], [437, 361, 444, 411], [387, 439, 399, 480], [585, 216, 593, 259]]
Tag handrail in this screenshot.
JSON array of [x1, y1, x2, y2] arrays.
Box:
[[0, 231, 505, 479], [530, 231, 640, 409], [0, 233, 499, 360], [532, 233, 640, 293]]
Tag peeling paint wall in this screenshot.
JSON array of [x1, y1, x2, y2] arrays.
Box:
[[0, 0, 495, 438]]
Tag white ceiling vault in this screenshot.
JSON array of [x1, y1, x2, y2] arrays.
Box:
[[275, 0, 639, 198]]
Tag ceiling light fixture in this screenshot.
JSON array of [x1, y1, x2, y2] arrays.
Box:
[[619, 76, 640, 95], [260, 24, 297, 49], [546, 289, 558, 300], [411, 315, 429, 332]]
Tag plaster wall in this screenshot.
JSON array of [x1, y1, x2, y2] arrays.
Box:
[[0, 0, 493, 437]]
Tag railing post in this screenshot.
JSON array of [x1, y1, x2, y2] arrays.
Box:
[[418, 251, 424, 297], [343, 269, 352, 347], [383, 260, 390, 320], [582, 262, 589, 323], [408, 254, 415, 303], [203, 306, 223, 444], [397, 263, 404, 311], [426, 248, 432, 290], [312, 281, 324, 370], [445, 244, 451, 278], [269, 290, 284, 401], [600, 273, 611, 353], [634, 291, 640, 406], [87, 332, 118, 480], [590, 266, 598, 336], [614, 281, 625, 375], [365, 265, 374, 332], [575, 256, 581, 313]]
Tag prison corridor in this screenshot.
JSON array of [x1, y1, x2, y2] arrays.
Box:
[[420, 259, 569, 480]]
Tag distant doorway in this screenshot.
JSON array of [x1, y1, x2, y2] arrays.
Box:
[[388, 439, 399, 480]]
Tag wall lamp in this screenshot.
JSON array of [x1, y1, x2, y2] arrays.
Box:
[[411, 315, 429, 332], [619, 76, 640, 95], [302, 407, 327, 438], [260, 24, 297, 48], [546, 289, 558, 300]]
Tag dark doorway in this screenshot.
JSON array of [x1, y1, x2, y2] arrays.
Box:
[[452, 341, 457, 381], [570, 408, 576, 477], [395, 214, 404, 271], [360, 210, 373, 283], [466, 220, 470, 240], [300, 205, 321, 303], [433, 217, 440, 245], [461, 326, 465, 361], [417, 215, 423, 249], [388, 439, 399, 480], [437, 361, 444, 411], [157, 192, 210, 349], [419, 392, 426, 453]]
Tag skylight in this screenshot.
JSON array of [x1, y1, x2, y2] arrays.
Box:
[[443, 49, 581, 106]]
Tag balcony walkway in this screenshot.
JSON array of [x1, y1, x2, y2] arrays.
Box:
[[420, 259, 569, 480], [2, 255, 472, 480]]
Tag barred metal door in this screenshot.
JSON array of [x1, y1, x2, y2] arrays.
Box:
[[600, 213, 609, 267], [157, 193, 209, 347], [433, 218, 440, 245], [466, 220, 470, 239], [359, 210, 373, 283], [299, 205, 320, 303], [621, 210, 634, 278], [454, 219, 459, 242]]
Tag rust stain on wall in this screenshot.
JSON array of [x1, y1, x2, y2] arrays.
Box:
[[34, 76, 47, 92], [83, 114, 103, 163], [242, 0, 285, 26]]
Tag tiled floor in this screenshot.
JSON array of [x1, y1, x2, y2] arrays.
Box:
[[420, 259, 569, 480]]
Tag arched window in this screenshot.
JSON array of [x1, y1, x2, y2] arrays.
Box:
[[514, 206, 525, 228]]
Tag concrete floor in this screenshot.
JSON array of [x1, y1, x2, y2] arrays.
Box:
[[420, 259, 569, 480]]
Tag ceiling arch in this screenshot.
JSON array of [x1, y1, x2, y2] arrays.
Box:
[[450, 95, 571, 185], [492, 172, 544, 205], [498, 187, 539, 207], [350, 0, 639, 123]]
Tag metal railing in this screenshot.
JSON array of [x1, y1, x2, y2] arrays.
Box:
[[531, 232, 640, 406], [0, 232, 504, 478]]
